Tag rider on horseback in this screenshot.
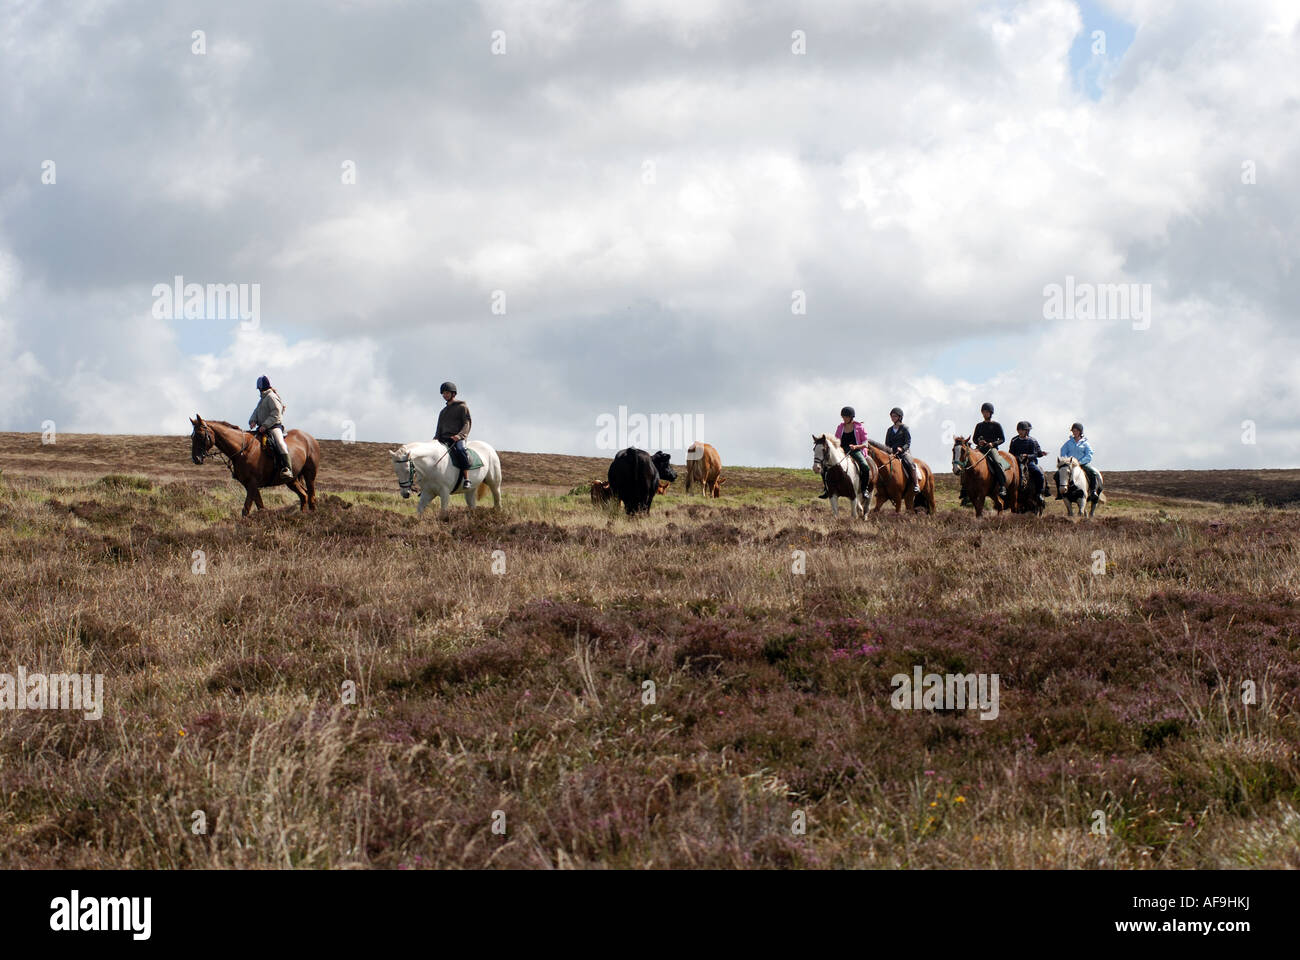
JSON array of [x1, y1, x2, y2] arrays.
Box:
[[248, 375, 294, 480], [435, 381, 473, 490], [819, 406, 871, 499], [1008, 421, 1048, 506], [960, 402, 1007, 506], [885, 407, 919, 493], [1058, 422, 1101, 502]]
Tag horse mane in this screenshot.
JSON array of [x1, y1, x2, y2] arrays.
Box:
[[208, 420, 248, 433], [392, 440, 441, 459]]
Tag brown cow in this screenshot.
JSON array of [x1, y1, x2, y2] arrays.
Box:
[[656, 479, 671, 496], [684, 441, 721, 496], [590, 479, 614, 507]]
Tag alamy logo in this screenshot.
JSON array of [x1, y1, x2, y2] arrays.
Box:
[[151, 275, 260, 329], [50, 891, 151, 940], [0, 668, 104, 720], [595, 406, 705, 455], [1043, 275, 1151, 329], [890, 666, 1000, 720]]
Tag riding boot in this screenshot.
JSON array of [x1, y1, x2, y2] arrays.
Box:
[[817, 475, 831, 498], [457, 469, 469, 490], [278, 449, 294, 480]]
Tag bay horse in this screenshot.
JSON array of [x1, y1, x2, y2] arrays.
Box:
[[866, 440, 936, 515], [812, 433, 875, 520], [1056, 457, 1105, 518], [190, 415, 319, 516], [951, 437, 1019, 518]]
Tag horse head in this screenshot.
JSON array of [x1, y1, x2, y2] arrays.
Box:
[[951, 436, 971, 476], [390, 445, 418, 499], [190, 415, 215, 465], [811, 434, 831, 476]]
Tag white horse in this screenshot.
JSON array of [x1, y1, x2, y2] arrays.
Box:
[[390, 440, 502, 518], [1055, 456, 1103, 518], [812, 433, 873, 520]]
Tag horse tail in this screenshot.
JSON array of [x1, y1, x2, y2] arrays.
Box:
[[920, 464, 936, 514]]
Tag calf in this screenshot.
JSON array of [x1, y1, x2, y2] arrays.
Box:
[[589, 479, 613, 507], [608, 448, 676, 515]]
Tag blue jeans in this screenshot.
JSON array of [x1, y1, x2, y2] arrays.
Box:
[[439, 437, 470, 470]]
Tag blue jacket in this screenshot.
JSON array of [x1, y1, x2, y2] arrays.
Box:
[[1060, 436, 1093, 465]]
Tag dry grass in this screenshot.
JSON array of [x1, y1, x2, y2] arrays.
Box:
[[0, 433, 1297, 869]]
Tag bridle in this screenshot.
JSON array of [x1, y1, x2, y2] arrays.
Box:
[[393, 455, 419, 495], [814, 437, 855, 487], [952, 440, 994, 475], [193, 423, 238, 477]]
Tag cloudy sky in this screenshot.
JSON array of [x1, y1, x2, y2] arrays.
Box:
[[2, 0, 1298, 469]]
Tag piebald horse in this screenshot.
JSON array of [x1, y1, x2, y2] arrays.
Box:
[[390, 439, 502, 519], [190, 415, 319, 516], [866, 440, 936, 515], [1056, 457, 1104, 518], [812, 433, 875, 520], [951, 436, 1019, 518]]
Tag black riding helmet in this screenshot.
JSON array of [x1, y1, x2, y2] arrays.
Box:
[[440, 382, 458, 396], [981, 402, 994, 415], [840, 406, 855, 418], [1016, 420, 1031, 432], [890, 407, 903, 419]]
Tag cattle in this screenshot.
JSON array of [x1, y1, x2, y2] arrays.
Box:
[[656, 479, 671, 496], [684, 441, 722, 497], [607, 448, 676, 515], [589, 479, 613, 507], [710, 474, 726, 498]]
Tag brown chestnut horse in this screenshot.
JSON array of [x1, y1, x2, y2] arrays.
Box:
[[190, 415, 319, 516], [866, 440, 936, 515], [951, 437, 1019, 518]]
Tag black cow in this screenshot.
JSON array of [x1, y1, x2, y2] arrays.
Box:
[[607, 448, 676, 515]]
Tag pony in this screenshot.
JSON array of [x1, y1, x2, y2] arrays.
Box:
[[190, 415, 319, 516], [951, 436, 1019, 518], [1055, 457, 1105, 518], [866, 440, 936, 515], [1012, 453, 1048, 516], [812, 433, 875, 520], [390, 439, 502, 518]]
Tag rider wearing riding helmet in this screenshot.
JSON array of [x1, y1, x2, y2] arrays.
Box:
[[885, 407, 919, 493], [1008, 421, 1048, 505], [1058, 422, 1101, 501], [248, 374, 294, 480], [435, 381, 473, 490], [961, 401, 1007, 505], [819, 406, 871, 499]]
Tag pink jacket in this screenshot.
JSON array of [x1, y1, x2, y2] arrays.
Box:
[[835, 421, 867, 448]]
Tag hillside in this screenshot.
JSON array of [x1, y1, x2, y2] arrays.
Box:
[[0, 431, 1297, 870], [3, 432, 1299, 505]]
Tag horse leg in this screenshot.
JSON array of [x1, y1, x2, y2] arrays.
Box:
[[489, 469, 502, 509], [829, 495, 838, 517], [242, 486, 255, 517], [416, 489, 433, 517], [303, 460, 317, 510], [439, 491, 451, 520], [465, 483, 478, 510]]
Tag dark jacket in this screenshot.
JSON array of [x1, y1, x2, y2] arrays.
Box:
[[885, 424, 911, 452], [1008, 435, 1044, 459], [972, 420, 1004, 448], [435, 400, 471, 441]]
